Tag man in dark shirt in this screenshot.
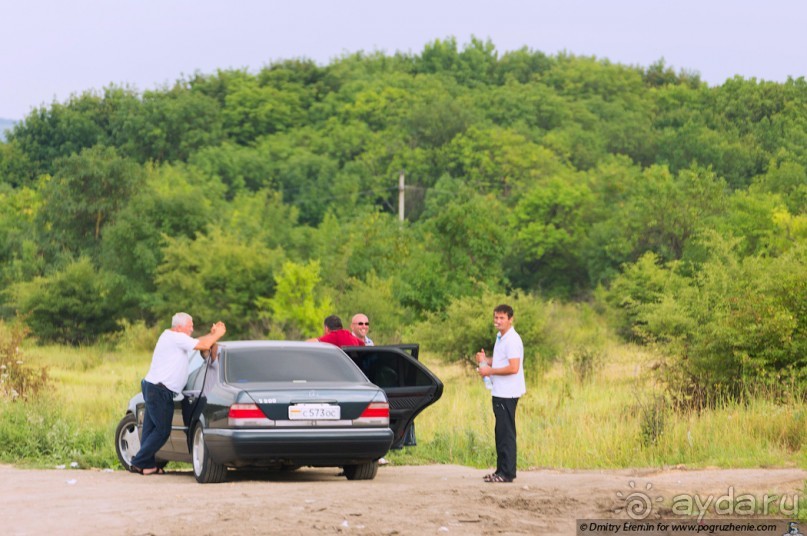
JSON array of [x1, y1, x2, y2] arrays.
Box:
[[308, 315, 365, 347]]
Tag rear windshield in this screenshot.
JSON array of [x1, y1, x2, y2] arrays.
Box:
[[224, 347, 368, 383]]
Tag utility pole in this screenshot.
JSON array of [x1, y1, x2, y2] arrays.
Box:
[[398, 170, 405, 222]]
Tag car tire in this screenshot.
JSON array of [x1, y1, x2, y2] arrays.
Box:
[[115, 413, 140, 471], [191, 424, 227, 484], [343, 460, 378, 481]]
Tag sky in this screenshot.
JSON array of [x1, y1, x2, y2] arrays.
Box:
[[1, 0, 806, 120]]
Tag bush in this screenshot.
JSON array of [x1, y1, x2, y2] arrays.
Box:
[[609, 233, 807, 406], [636, 395, 668, 446], [542, 301, 611, 384], [409, 290, 554, 374], [0, 322, 48, 401], [332, 272, 413, 344], [8, 258, 129, 344], [109, 319, 162, 352]]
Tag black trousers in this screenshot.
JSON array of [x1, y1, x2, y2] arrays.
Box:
[[492, 396, 519, 480]]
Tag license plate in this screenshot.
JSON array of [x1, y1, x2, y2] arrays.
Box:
[[289, 404, 340, 420]]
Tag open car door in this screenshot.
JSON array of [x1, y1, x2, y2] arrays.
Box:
[[342, 344, 443, 450]]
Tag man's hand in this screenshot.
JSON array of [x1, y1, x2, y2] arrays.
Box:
[[210, 321, 226, 336], [475, 349, 487, 365], [195, 321, 226, 351]]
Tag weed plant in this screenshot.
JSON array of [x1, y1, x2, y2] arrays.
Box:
[[0, 338, 150, 468]]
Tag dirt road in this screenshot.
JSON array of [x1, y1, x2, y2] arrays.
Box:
[[1, 463, 805, 535]]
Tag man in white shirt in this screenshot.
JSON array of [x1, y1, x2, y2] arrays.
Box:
[[350, 313, 374, 346], [130, 312, 226, 475], [476, 304, 525, 483]]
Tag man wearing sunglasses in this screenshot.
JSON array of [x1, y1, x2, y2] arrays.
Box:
[[350, 313, 374, 346], [352, 312, 387, 465]]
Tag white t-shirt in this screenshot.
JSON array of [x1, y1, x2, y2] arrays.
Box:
[[144, 329, 199, 394], [352, 332, 374, 346], [491, 327, 526, 398]]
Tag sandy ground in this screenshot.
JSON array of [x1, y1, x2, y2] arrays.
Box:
[[1, 463, 805, 535]]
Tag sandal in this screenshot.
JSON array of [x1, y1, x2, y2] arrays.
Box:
[[130, 465, 162, 475], [483, 473, 512, 483]]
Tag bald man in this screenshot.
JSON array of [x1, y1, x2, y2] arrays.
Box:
[[350, 313, 374, 346]]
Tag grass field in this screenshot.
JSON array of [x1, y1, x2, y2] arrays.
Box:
[[391, 343, 807, 470], [1, 338, 806, 471]]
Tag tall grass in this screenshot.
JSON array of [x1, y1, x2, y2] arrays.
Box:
[[1, 332, 806, 470], [391, 344, 807, 469], [0, 341, 151, 468]]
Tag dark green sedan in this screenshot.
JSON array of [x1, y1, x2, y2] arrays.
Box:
[[115, 341, 443, 483]]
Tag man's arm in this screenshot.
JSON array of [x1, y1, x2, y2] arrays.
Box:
[[479, 357, 521, 377], [200, 342, 219, 362], [195, 321, 226, 351]]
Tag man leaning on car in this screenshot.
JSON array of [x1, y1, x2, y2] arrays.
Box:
[[129, 312, 226, 475]]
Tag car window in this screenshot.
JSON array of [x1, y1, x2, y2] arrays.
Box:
[[352, 349, 435, 388], [184, 352, 205, 390], [199, 359, 219, 394], [225, 347, 366, 383]]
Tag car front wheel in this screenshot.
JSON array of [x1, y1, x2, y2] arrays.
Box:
[[343, 460, 378, 480], [115, 414, 140, 471], [191, 424, 227, 484]]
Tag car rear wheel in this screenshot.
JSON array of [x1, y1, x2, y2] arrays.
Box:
[[192, 424, 227, 484], [343, 460, 378, 480], [115, 414, 140, 471]]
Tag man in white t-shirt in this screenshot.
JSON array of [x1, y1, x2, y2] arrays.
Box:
[[476, 304, 525, 483], [130, 312, 226, 475]]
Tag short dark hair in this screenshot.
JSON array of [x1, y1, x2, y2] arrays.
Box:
[[494, 304, 514, 318], [324, 315, 343, 330]]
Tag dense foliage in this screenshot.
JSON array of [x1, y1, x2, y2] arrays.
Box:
[[1, 38, 804, 397]]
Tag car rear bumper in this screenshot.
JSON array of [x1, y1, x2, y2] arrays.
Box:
[[204, 427, 394, 467]]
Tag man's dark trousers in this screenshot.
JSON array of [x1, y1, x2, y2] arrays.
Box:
[[131, 380, 174, 470], [492, 396, 519, 480]]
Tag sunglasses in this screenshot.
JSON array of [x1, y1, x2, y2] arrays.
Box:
[[356, 322, 369, 326]]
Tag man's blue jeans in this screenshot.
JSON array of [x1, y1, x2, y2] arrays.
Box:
[[130, 380, 174, 470]]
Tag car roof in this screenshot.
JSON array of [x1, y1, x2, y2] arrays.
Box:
[[218, 340, 340, 351]]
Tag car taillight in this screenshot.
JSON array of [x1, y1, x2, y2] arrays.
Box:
[[228, 403, 274, 427], [353, 402, 389, 426]]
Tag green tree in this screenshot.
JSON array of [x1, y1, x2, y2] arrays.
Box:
[[6, 95, 108, 177], [99, 163, 222, 315], [753, 157, 807, 214], [222, 77, 306, 144], [608, 233, 806, 401], [8, 258, 129, 344], [154, 228, 281, 337], [256, 260, 332, 339], [393, 178, 508, 312], [0, 140, 35, 188], [585, 164, 727, 284], [444, 126, 568, 196], [115, 86, 223, 163], [333, 272, 410, 344], [38, 145, 144, 257], [508, 176, 593, 295], [0, 187, 45, 305]]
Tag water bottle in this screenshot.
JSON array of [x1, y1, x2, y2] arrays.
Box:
[[479, 361, 493, 390]]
